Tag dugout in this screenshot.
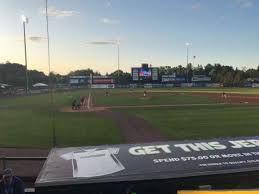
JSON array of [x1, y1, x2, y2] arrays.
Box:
[[35, 137, 259, 194]]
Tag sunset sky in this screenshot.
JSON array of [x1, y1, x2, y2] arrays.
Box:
[[0, 0, 259, 75]]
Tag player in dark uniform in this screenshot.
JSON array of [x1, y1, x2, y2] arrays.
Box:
[[72, 99, 77, 110]]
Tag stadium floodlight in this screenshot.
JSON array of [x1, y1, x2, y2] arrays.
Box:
[[21, 15, 29, 94], [21, 15, 29, 23]]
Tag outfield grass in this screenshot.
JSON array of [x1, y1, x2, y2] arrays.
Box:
[[0, 90, 123, 148], [124, 105, 259, 140], [92, 87, 259, 107], [164, 87, 259, 94], [148, 88, 259, 95], [92, 89, 218, 106], [92, 87, 259, 95]]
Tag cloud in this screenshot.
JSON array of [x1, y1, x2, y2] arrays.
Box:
[[0, 36, 46, 44], [88, 40, 120, 45], [28, 36, 47, 43], [11, 36, 47, 43], [191, 3, 201, 11], [100, 17, 120, 24], [234, 0, 254, 8], [40, 6, 79, 18]]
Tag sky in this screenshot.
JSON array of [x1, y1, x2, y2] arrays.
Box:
[[0, 0, 259, 75]]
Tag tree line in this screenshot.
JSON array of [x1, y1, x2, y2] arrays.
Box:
[[1, 62, 259, 87], [160, 63, 259, 86]]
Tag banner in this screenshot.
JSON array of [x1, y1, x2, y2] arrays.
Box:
[[36, 137, 259, 187]]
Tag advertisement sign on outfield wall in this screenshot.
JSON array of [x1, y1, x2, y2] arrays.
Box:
[[252, 83, 259, 88], [91, 84, 115, 89], [181, 83, 193, 87]]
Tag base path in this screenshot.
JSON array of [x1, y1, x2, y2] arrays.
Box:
[[97, 110, 169, 143]]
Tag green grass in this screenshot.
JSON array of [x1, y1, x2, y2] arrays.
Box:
[[124, 105, 259, 140], [92, 89, 218, 106], [0, 90, 86, 108], [91, 87, 259, 107], [0, 90, 123, 148], [92, 87, 259, 95], [1, 87, 259, 148], [163, 87, 259, 94]]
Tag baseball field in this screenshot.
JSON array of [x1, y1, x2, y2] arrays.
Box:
[[1, 88, 259, 149]]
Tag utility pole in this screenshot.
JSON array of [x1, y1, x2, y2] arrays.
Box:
[[22, 15, 29, 94], [46, 0, 56, 147]]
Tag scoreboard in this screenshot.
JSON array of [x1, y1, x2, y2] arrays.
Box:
[[131, 67, 159, 82]]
